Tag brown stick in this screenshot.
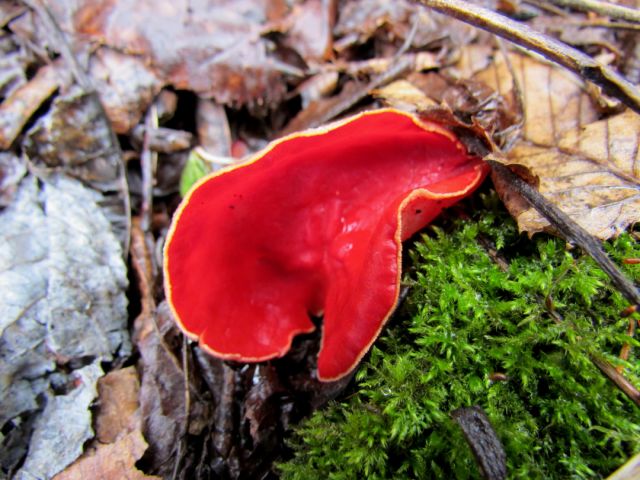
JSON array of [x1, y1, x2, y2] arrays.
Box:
[[546, 0, 640, 24], [140, 105, 158, 233], [590, 354, 640, 408], [413, 0, 640, 114], [452, 406, 507, 480], [488, 160, 640, 308]]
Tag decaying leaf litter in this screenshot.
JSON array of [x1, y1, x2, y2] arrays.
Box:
[[0, 0, 638, 478]]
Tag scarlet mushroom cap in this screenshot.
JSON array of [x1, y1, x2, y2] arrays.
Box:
[[164, 109, 488, 381]]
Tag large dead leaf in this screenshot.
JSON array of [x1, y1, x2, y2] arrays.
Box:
[[72, 0, 290, 106], [0, 175, 129, 476], [508, 111, 640, 238], [474, 51, 599, 146], [474, 52, 640, 238], [284, 0, 335, 62]]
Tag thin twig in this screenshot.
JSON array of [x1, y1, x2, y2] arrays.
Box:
[[487, 160, 640, 308], [394, 12, 421, 60], [171, 336, 192, 480], [590, 354, 640, 407], [565, 20, 640, 31], [545, 0, 640, 24], [451, 406, 507, 480], [413, 0, 640, 114], [140, 104, 158, 233]]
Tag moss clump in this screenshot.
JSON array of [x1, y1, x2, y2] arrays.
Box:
[[278, 194, 640, 479]]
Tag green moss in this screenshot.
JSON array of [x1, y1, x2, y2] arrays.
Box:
[[278, 193, 640, 480]]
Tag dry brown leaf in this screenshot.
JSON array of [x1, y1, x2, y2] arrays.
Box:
[[475, 51, 599, 145], [447, 44, 496, 80], [95, 367, 141, 443], [372, 79, 438, 111], [509, 111, 640, 238], [474, 51, 640, 238], [53, 366, 156, 480], [52, 429, 160, 480], [196, 99, 232, 156]]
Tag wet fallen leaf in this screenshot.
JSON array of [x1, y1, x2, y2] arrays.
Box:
[[244, 365, 284, 445], [25, 88, 123, 190]]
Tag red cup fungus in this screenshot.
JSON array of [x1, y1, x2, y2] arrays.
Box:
[[163, 109, 488, 381]]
